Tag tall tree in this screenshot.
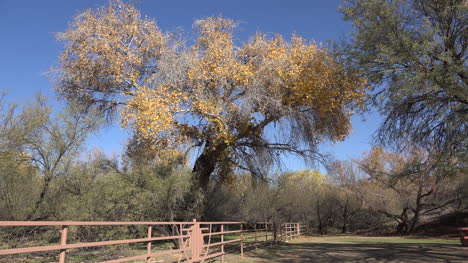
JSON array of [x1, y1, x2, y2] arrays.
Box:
[[54, 1, 368, 191], [22, 97, 100, 219], [341, 0, 467, 156]]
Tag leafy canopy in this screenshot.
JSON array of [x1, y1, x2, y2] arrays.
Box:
[[54, 1, 368, 183]]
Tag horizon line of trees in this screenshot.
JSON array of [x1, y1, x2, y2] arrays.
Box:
[[0, 94, 466, 237]]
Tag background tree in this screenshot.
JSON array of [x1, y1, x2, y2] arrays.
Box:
[[341, 0, 467, 157], [329, 160, 366, 233], [0, 95, 99, 220], [358, 147, 464, 235], [277, 170, 342, 234], [22, 97, 100, 220], [54, 1, 368, 194]]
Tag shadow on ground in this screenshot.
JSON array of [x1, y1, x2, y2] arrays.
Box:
[[242, 242, 468, 263]]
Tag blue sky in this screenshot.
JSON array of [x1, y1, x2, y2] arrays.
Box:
[[0, 0, 382, 169]]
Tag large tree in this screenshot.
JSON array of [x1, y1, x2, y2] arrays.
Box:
[[341, 0, 467, 156], [54, 1, 368, 191]]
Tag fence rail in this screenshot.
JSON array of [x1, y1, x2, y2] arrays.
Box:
[[0, 220, 308, 262]]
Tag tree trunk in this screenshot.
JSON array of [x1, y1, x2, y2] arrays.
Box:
[[316, 203, 323, 235], [273, 222, 278, 243], [341, 199, 349, 234], [409, 185, 432, 234], [191, 141, 227, 191], [342, 216, 348, 233], [396, 208, 410, 235], [28, 173, 52, 220], [189, 141, 227, 219]]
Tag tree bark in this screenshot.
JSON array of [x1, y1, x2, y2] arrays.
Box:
[[191, 141, 227, 192], [27, 173, 52, 220], [397, 208, 410, 235], [341, 200, 349, 234], [409, 186, 433, 234], [316, 202, 323, 235]]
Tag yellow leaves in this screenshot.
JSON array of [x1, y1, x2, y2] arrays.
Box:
[[55, 0, 166, 97], [194, 16, 236, 50], [238, 33, 368, 141], [56, 1, 369, 151], [189, 16, 250, 88], [120, 85, 184, 147]]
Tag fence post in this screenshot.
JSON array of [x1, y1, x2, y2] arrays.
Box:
[[178, 223, 183, 250], [240, 224, 244, 257], [265, 223, 268, 243], [254, 224, 257, 246], [297, 223, 300, 237], [282, 223, 285, 241], [58, 225, 67, 263], [221, 224, 225, 262], [190, 219, 202, 262], [146, 225, 152, 263], [285, 224, 288, 241]]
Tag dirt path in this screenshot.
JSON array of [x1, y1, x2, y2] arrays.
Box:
[[221, 236, 468, 263]]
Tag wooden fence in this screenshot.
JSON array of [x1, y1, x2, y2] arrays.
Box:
[[0, 220, 309, 262]]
